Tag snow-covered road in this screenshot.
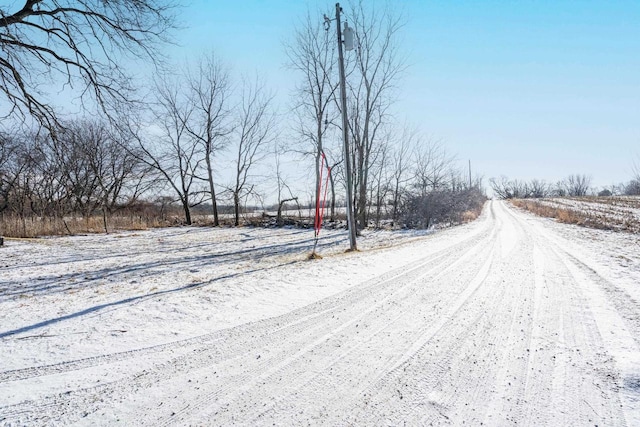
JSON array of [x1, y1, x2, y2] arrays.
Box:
[[1, 201, 639, 425]]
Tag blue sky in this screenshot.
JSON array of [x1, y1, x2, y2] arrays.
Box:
[[168, 0, 640, 189]]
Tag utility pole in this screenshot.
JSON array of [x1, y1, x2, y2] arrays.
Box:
[[468, 159, 472, 188], [335, 3, 357, 251]]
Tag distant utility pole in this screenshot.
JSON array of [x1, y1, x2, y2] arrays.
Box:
[[468, 159, 472, 188], [335, 3, 357, 251]]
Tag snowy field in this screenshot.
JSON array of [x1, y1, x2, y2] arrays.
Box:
[[1, 200, 639, 425], [521, 196, 640, 233]]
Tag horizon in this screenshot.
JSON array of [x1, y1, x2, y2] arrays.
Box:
[[165, 0, 639, 190], [2, 0, 638, 196]]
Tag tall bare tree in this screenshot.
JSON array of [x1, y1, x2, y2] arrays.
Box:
[[0, 0, 177, 130], [413, 138, 455, 196], [273, 143, 298, 226], [230, 78, 276, 226], [390, 124, 417, 222], [369, 139, 390, 228], [347, 1, 405, 230], [128, 77, 203, 225], [0, 132, 28, 214], [185, 53, 232, 226], [285, 11, 339, 226]]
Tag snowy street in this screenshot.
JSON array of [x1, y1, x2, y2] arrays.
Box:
[[1, 200, 639, 425]]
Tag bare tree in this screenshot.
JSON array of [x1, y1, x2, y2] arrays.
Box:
[[413, 139, 455, 197], [551, 180, 566, 197], [32, 119, 148, 232], [285, 10, 339, 228], [528, 179, 550, 198], [19, 130, 70, 222], [490, 176, 530, 199], [627, 155, 640, 195], [347, 1, 405, 229], [625, 180, 640, 196], [323, 151, 343, 222], [390, 125, 417, 222], [0, 1, 177, 130], [230, 78, 276, 226], [128, 77, 203, 225], [185, 53, 232, 226], [50, 124, 102, 219], [82, 122, 149, 231], [562, 174, 592, 197], [369, 139, 390, 228], [0, 132, 21, 212], [489, 176, 510, 199], [0, 132, 29, 214], [273, 143, 298, 226]]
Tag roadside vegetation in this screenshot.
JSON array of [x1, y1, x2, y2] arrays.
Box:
[[491, 172, 640, 234], [1, 2, 485, 239], [510, 197, 640, 234]]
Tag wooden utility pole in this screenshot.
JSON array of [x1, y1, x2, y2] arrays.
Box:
[[335, 3, 357, 251]]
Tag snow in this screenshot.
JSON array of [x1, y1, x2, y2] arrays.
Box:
[[0, 226, 434, 367], [1, 201, 639, 425]]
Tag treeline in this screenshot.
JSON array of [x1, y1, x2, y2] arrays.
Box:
[[490, 173, 640, 199], [0, 119, 486, 236], [0, 122, 151, 236], [1, 2, 487, 237]]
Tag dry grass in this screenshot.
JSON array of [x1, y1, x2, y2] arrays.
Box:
[[0, 215, 172, 238], [461, 209, 482, 223], [0, 212, 314, 238]]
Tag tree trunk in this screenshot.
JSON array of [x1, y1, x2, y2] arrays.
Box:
[[233, 192, 240, 226], [205, 153, 219, 226], [277, 197, 298, 227], [329, 172, 336, 222], [392, 180, 400, 223], [182, 197, 192, 225], [375, 185, 382, 228], [315, 123, 323, 229], [102, 207, 109, 234], [356, 145, 367, 230], [277, 203, 284, 227]]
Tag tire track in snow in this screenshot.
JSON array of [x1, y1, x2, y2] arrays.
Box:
[[0, 226, 441, 384], [196, 224, 499, 425], [492, 201, 628, 425], [147, 222, 497, 425], [205, 205, 501, 425], [355, 229, 509, 425], [552, 248, 637, 425], [0, 219, 494, 425]]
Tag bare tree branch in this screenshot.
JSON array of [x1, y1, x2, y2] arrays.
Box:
[[0, 0, 178, 130]]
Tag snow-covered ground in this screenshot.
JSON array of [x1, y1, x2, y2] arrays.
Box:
[[1, 201, 639, 425]]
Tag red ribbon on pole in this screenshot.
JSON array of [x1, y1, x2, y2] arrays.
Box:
[[314, 153, 331, 239]]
